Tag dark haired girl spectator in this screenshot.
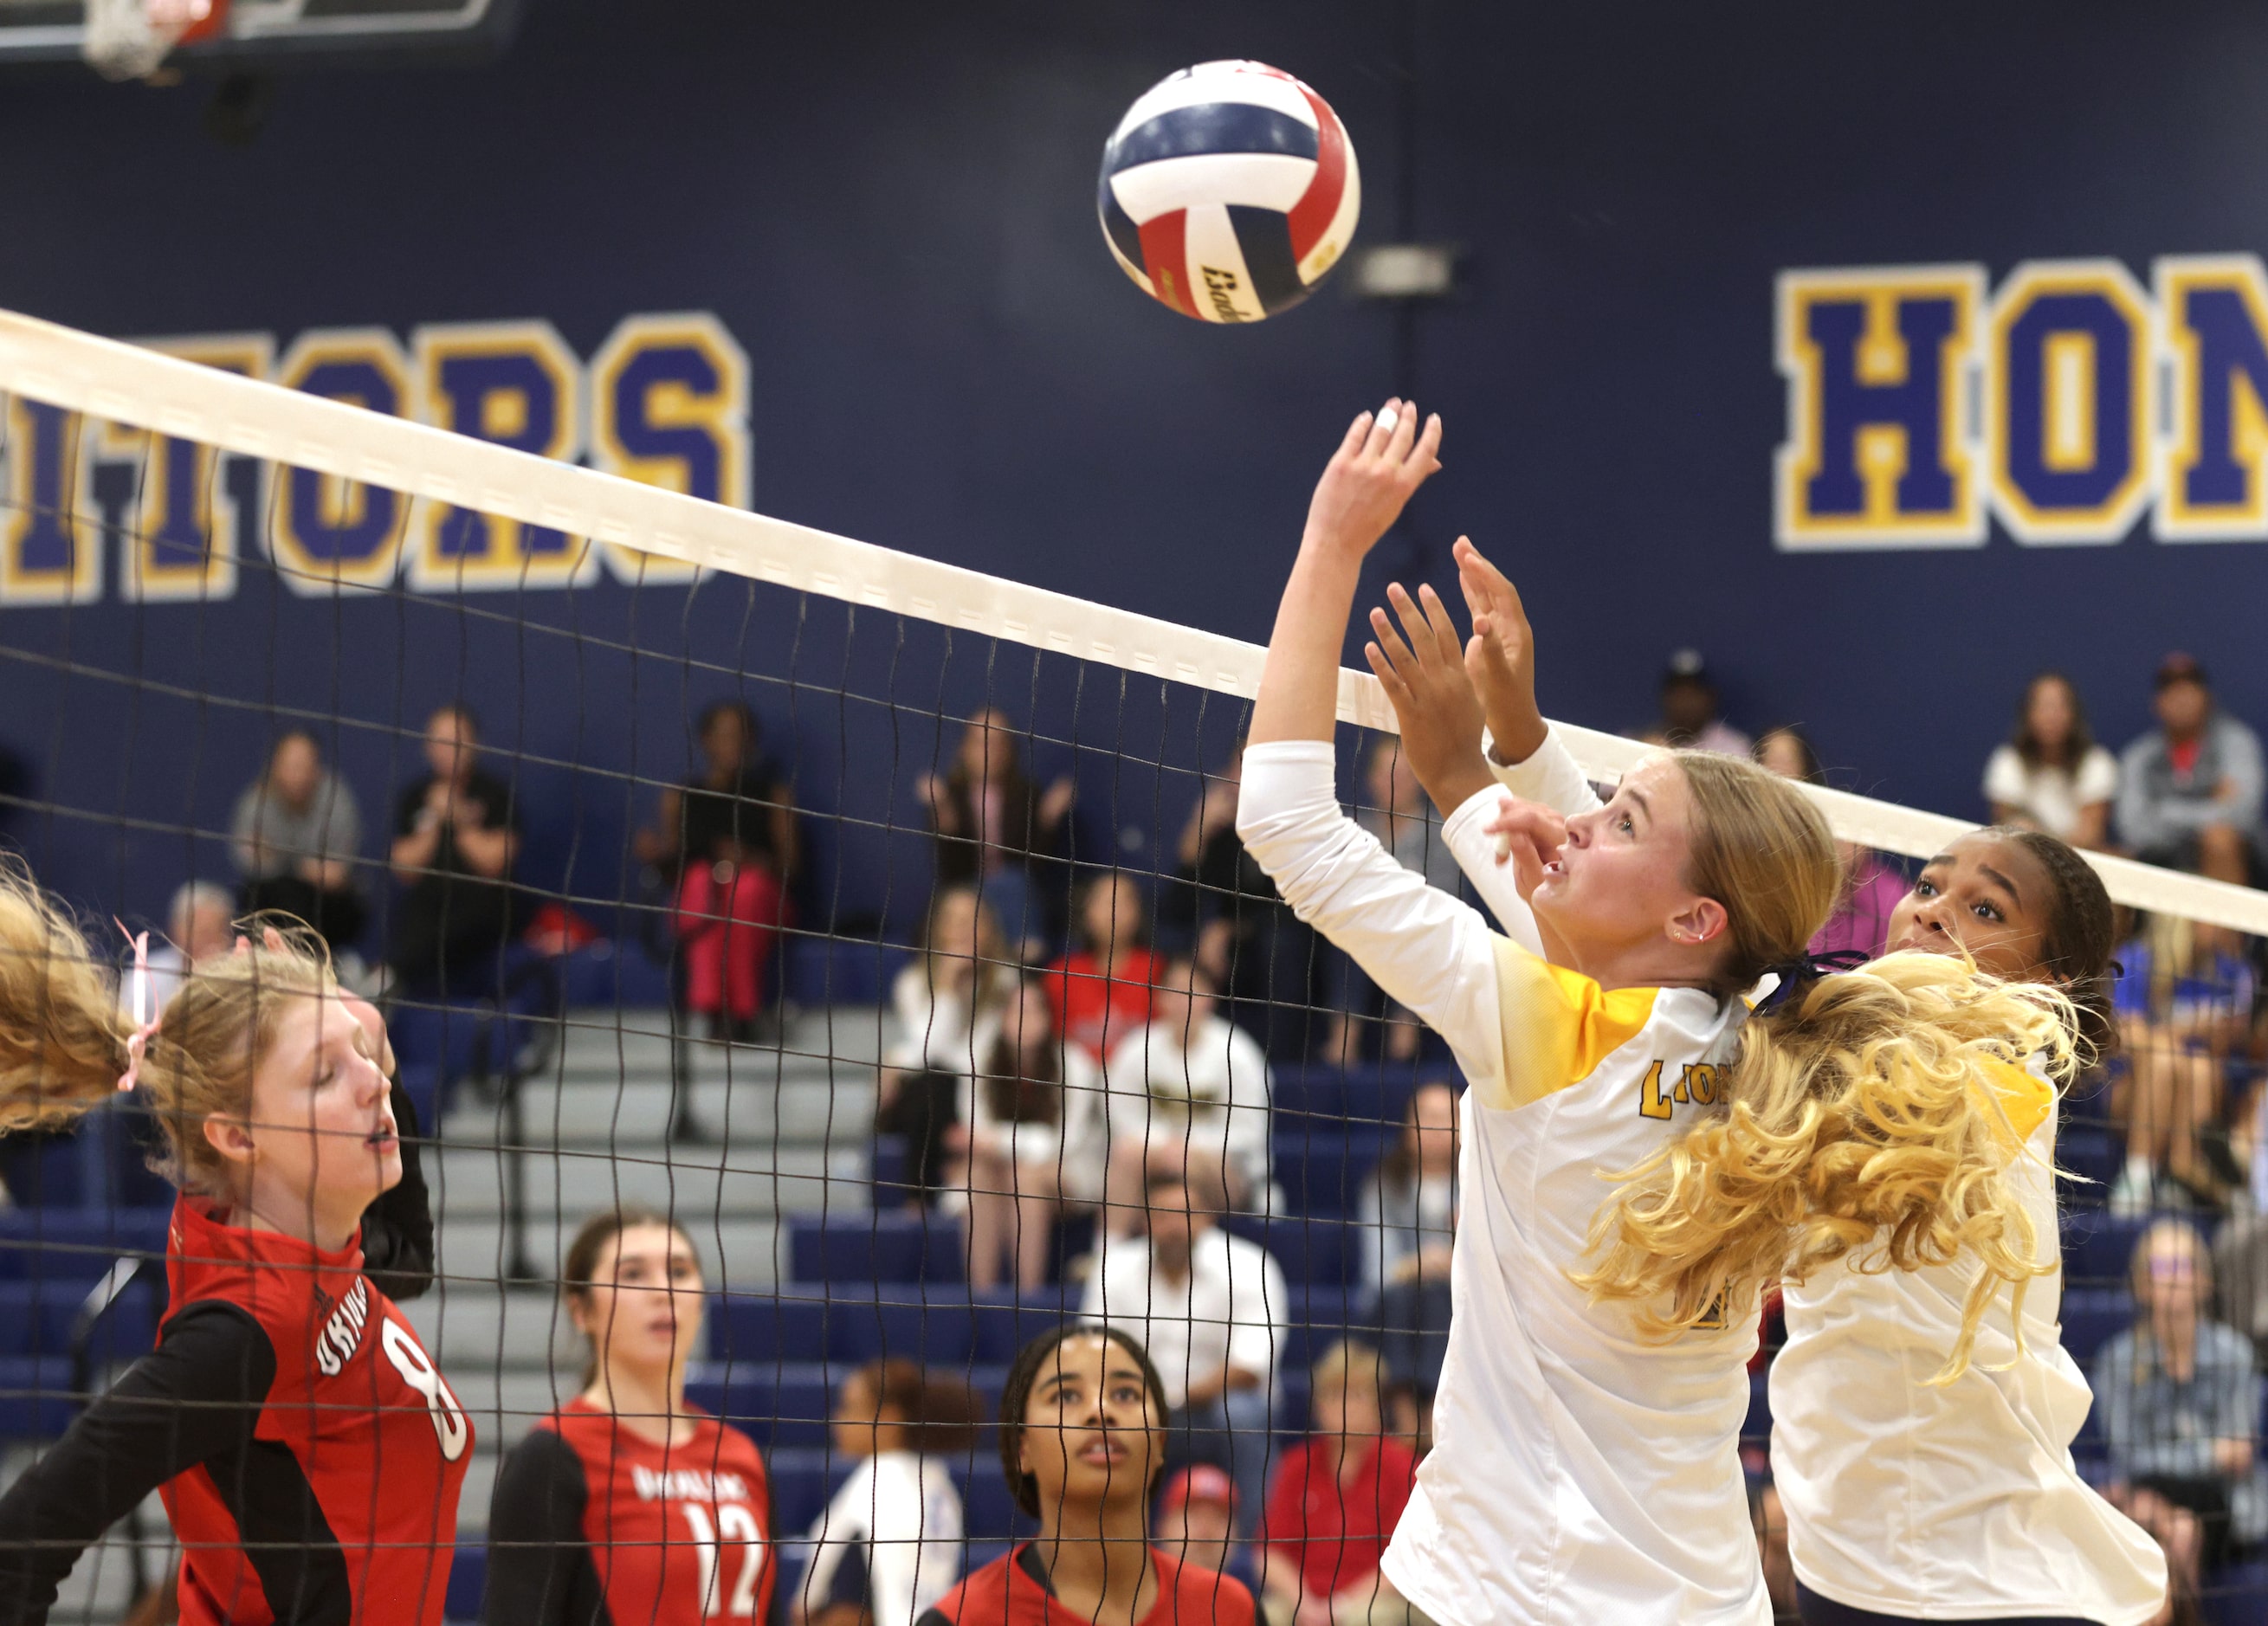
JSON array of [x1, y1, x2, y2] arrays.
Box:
[[952, 976, 1106, 1291], [1984, 671, 2118, 849], [1755, 726, 1904, 958], [2097, 1220, 2266, 1601], [798, 1360, 982, 1626], [915, 707, 1076, 965], [635, 700, 798, 1042], [485, 1207, 773, 1625], [878, 886, 1018, 1203], [1355, 1083, 1457, 1296], [231, 728, 367, 953], [389, 703, 519, 994], [917, 1326, 1254, 1626], [1045, 871, 1162, 1066]]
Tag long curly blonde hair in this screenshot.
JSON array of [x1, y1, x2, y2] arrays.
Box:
[[0, 859, 334, 1197], [1567, 757, 2074, 1382]]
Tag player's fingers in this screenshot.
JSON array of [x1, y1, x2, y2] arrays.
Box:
[[1365, 643, 1413, 710], [1386, 398, 1419, 461], [1338, 410, 1374, 461], [1416, 583, 1463, 664], [1409, 410, 1444, 476], [1367, 603, 1418, 678], [1362, 398, 1404, 460], [1382, 584, 1432, 666]]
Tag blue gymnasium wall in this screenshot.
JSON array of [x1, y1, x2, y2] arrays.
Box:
[[3, 0, 2267, 939]]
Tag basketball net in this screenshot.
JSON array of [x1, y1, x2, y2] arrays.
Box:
[[82, 0, 229, 81]]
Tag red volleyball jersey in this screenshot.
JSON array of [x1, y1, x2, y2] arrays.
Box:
[[536, 1398, 776, 1623], [919, 1542, 1255, 1626], [160, 1195, 472, 1626]]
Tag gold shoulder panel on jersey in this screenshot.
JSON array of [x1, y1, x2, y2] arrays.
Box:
[[1486, 936, 1659, 1109]]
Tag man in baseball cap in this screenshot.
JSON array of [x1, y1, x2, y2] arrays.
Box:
[[2118, 651, 2265, 888]]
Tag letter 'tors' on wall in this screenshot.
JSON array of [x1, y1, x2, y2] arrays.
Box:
[[0, 313, 751, 607], [1774, 255, 2268, 551]]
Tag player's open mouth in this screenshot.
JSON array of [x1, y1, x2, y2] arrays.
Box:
[[1079, 1438, 1128, 1467], [365, 1126, 397, 1150]]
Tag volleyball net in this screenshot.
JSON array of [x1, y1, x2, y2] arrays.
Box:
[[0, 307, 2263, 1621]]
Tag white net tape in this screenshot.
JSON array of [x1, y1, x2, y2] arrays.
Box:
[[2, 303, 2260, 934]]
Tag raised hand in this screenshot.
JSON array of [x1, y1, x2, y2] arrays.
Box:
[[1363, 581, 1492, 816], [1453, 537, 1547, 765], [1302, 397, 1444, 565], [1483, 795, 1567, 901]]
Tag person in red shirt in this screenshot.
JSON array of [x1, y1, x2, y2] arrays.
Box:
[[0, 878, 464, 1626], [485, 1206, 773, 1626], [1044, 873, 1161, 1067], [1255, 1342, 1417, 1626], [921, 1325, 1254, 1626]]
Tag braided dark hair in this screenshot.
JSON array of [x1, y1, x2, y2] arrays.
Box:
[[997, 1325, 1169, 1519], [1994, 826, 2117, 1065]]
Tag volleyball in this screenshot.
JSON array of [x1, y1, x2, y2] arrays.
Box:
[[1097, 60, 1360, 324]]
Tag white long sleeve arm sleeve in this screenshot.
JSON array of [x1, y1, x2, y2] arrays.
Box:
[[1441, 786, 1546, 956], [1235, 740, 1507, 1096]]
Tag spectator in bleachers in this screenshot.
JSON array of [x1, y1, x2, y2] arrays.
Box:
[[1328, 740, 1460, 1064], [1082, 1170, 1286, 1529], [953, 975, 1105, 1292], [633, 699, 798, 1044], [1101, 956, 1272, 1226], [2110, 914, 2258, 1215], [1044, 870, 1161, 1065], [487, 1205, 773, 1625], [1166, 739, 1326, 1062], [387, 702, 519, 994], [916, 707, 1076, 965], [878, 884, 1018, 1205], [1256, 1340, 1418, 1626], [229, 728, 367, 954], [1641, 648, 1751, 756], [2119, 654, 2265, 888], [1984, 671, 2119, 849], [1366, 1275, 1451, 1468], [924, 1325, 1256, 1626], [1156, 1464, 1258, 1597], [798, 1359, 979, 1626], [1754, 726, 1903, 958], [139, 878, 236, 1010], [2097, 1220, 2267, 1601], [1355, 1082, 1457, 1297]]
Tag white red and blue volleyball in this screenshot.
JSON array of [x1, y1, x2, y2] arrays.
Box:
[[1097, 61, 1360, 324]]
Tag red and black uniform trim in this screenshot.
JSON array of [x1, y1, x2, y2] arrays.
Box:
[[483, 1399, 772, 1626], [917, 1542, 1255, 1626], [0, 1088, 463, 1626]]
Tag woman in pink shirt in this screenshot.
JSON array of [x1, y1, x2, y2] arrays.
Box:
[[1756, 727, 1907, 959]]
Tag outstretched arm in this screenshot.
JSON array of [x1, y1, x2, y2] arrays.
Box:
[[1247, 399, 1442, 747]]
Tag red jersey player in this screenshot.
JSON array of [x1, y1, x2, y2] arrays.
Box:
[[921, 1326, 1254, 1626], [0, 897, 466, 1626], [485, 1208, 774, 1625]]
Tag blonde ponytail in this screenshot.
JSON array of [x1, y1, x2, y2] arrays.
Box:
[[1575, 952, 2074, 1380], [0, 861, 336, 1199], [0, 859, 137, 1131]]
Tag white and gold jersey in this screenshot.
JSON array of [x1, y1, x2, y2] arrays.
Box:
[[1488, 726, 2168, 1625], [1238, 741, 1770, 1626]]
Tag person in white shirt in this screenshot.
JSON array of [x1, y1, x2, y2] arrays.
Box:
[[1447, 537, 2167, 1625], [1982, 671, 2119, 848], [798, 1360, 978, 1626], [1100, 957, 1271, 1228], [1237, 401, 2079, 1626], [132, 879, 235, 1013], [1081, 1168, 1286, 1527]]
